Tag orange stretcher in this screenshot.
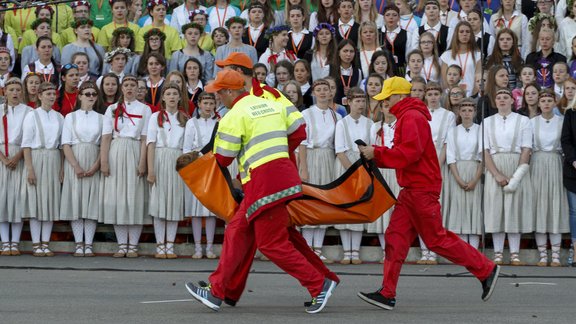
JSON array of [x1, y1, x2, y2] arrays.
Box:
[[178, 151, 397, 226]]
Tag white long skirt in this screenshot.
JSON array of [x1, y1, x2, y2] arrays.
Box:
[[60, 143, 100, 221], [0, 145, 24, 222], [484, 153, 534, 233], [21, 149, 61, 221], [444, 161, 483, 235], [100, 138, 150, 225], [366, 168, 400, 234], [334, 151, 364, 231], [531, 151, 570, 233], [301, 147, 335, 229], [149, 148, 184, 221]]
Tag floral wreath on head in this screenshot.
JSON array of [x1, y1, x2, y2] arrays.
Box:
[[71, 18, 94, 29], [112, 26, 135, 39], [225, 16, 247, 29], [265, 25, 290, 40], [147, 0, 168, 10], [31, 18, 52, 30], [528, 13, 557, 32], [143, 28, 167, 41], [182, 22, 204, 35], [35, 5, 54, 16], [313, 23, 336, 38], [109, 0, 128, 5], [71, 1, 91, 9], [105, 47, 132, 63], [189, 9, 208, 21]]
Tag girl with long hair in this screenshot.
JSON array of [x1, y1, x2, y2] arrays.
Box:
[[97, 0, 140, 51], [357, 21, 380, 78], [274, 60, 294, 91], [489, 0, 530, 59], [21, 82, 64, 257], [170, 23, 215, 82], [0, 78, 32, 256], [309, 0, 337, 31], [147, 83, 189, 259], [242, 3, 271, 58], [23, 73, 41, 108], [355, 0, 384, 30], [134, 28, 166, 77], [73, 52, 98, 87], [61, 19, 105, 77], [99, 73, 121, 111], [286, 5, 313, 59], [60, 81, 103, 257], [165, 71, 192, 115], [418, 31, 442, 83], [440, 21, 480, 96], [183, 58, 204, 114], [486, 28, 523, 90], [21, 36, 60, 87], [329, 39, 361, 105], [135, 0, 182, 58], [100, 75, 152, 258], [518, 82, 541, 118], [144, 53, 167, 113], [557, 77, 576, 114], [478, 65, 511, 122], [365, 73, 384, 122], [54, 64, 80, 117], [305, 23, 337, 81]]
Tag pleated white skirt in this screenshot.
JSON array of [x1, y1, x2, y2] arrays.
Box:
[[0, 145, 25, 222], [149, 148, 184, 221], [444, 160, 483, 235], [22, 149, 61, 221]]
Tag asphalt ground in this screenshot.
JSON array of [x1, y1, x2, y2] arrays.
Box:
[[1, 255, 575, 324]]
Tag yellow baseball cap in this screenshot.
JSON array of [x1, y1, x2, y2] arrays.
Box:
[[373, 76, 412, 101]]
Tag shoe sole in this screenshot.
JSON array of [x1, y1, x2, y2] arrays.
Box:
[[482, 265, 501, 302], [306, 280, 337, 314], [357, 292, 394, 310], [185, 283, 220, 311]]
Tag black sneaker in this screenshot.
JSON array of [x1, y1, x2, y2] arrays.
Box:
[[305, 278, 337, 314], [481, 265, 500, 301], [357, 289, 396, 310], [185, 282, 222, 311], [198, 280, 237, 306]]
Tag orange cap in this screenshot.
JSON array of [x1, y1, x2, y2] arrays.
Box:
[[215, 52, 253, 69], [204, 70, 245, 93]]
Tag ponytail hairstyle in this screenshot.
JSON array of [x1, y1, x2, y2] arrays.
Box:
[[72, 18, 103, 74], [74, 80, 104, 113], [158, 82, 189, 128]]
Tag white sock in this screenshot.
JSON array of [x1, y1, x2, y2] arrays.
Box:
[[313, 228, 326, 249], [11, 222, 23, 243], [191, 218, 203, 246], [41, 221, 53, 242], [419, 236, 429, 256], [508, 233, 521, 254], [205, 217, 216, 250], [301, 228, 314, 247], [0, 222, 9, 243], [29, 219, 41, 244], [340, 230, 351, 252], [153, 217, 167, 244], [166, 221, 178, 243], [492, 232, 505, 253], [549, 233, 562, 247], [128, 225, 143, 246], [378, 233, 385, 250], [535, 232, 548, 247], [351, 230, 362, 252], [71, 220, 84, 243], [468, 235, 480, 249], [114, 225, 128, 245], [84, 220, 97, 245]]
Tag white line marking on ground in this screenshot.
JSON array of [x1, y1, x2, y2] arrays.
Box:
[[140, 299, 194, 304], [510, 282, 557, 286]]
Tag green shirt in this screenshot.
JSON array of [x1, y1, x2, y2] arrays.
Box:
[[89, 0, 113, 29]]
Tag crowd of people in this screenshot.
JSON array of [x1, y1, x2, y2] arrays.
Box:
[[0, 0, 575, 267]]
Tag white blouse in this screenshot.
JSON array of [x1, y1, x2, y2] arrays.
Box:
[[310, 52, 330, 82], [21, 108, 64, 149], [146, 111, 186, 149], [334, 115, 373, 154], [301, 105, 341, 149], [440, 50, 481, 97], [370, 120, 395, 148], [61, 110, 103, 145], [481, 112, 533, 154], [446, 124, 482, 164], [102, 100, 151, 139], [183, 116, 218, 154], [0, 104, 32, 146], [428, 107, 456, 150], [531, 114, 563, 153]]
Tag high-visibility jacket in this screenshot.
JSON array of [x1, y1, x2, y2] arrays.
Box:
[[214, 93, 304, 184]]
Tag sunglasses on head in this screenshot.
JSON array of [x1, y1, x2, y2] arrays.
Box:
[[63, 63, 79, 70]]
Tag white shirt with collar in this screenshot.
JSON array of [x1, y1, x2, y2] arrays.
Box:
[[531, 114, 563, 153], [446, 124, 482, 164], [0, 104, 32, 146], [421, 10, 458, 27], [335, 115, 373, 154], [400, 14, 419, 34], [249, 23, 265, 43], [61, 110, 103, 146], [170, 4, 208, 35], [289, 29, 310, 48], [447, 11, 490, 46], [428, 107, 456, 151], [103, 100, 152, 139], [338, 18, 355, 36], [301, 105, 341, 149], [147, 111, 186, 149], [183, 114, 217, 153], [382, 26, 414, 60], [370, 120, 396, 148], [21, 61, 55, 80], [411, 21, 442, 52], [21, 108, 64, 149], [481, 112, 533, 155]]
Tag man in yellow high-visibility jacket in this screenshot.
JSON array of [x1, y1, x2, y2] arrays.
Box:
[[185, 70, 337, 314]]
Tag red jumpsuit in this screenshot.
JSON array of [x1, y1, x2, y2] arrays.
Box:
[[372, 97, 495, 299]]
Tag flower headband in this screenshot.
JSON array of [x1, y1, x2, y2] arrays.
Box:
[[528, 13, 557, 32], [182, 22, 204, 35], [35, 5, 54, 16], [189, 9, 208, 20], [71, 18, 94, 28], [112, 26, 135, 39], [265, 25, 290, 40], [143, 28, 167, 41], [31, 18, 52, 30], [71, 1, 91, 8], [147, 0, 168, 10], [105, 47, 132, 63], [225, 16, 247, 29], [313, 23, 336, 38]]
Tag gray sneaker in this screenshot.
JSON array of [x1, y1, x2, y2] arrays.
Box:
[[305, 278, 337, 314], [185, 282, 222, 311]]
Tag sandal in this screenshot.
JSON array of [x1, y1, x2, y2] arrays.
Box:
[[192, 245, 203, 259], [550, 245, 561, 267], [113, 244, 128, 258], [493, 252, 503, 265], [351, 250, 363, 265], [537, 245, 548, 267], [165, 242, 177, 259], [73, 243, 84, 257], [155, 243, 167, 259], [10, 242, 20, 256], [417, 250, 429, 265], [32, 243, 45, 257], [340, 251, 351, 265], [1, 242, 11, 256], [126, 244, 139, 258], [84, 244, 95, 257], [42, 242, 54, 257], [510, 253, 523, 266]]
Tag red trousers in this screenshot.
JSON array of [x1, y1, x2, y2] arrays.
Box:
[[381, 189, 495, 298], [209, 201, 329, 300]]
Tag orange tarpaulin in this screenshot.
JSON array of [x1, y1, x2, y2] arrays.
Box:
[[178, 152, 397, 226]]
